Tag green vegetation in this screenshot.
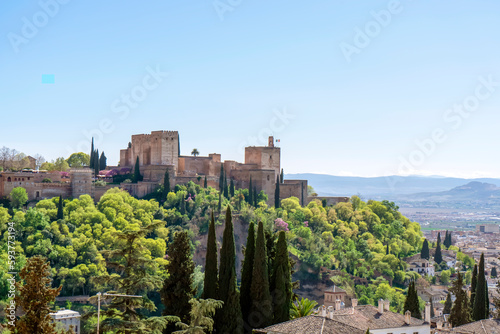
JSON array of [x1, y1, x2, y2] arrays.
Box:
[[9, 187, 27, 209], [472, 253, 487, 321], [0, 179, 425, 332], [449, 272, 471, 327]]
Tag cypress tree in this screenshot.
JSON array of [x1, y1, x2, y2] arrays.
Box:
[[219, 165, 224, 191], [162, 170, 170, 202], [250, 221, 273, 328], [386, 244, 390, 255], [161, 231, 195, 334], [223, 176, 229, 198], [271, 231, 292, 324], [421, 239, 430, 259], [217, 206, 243, 333], [57, 195, 63, 220], [253, 187, 258, 207], [449, 272, 471, 327], [180, 193, 186, 215], [248, 177, 253, 205], [274, 175, 280, 208], [404, 281, 421, 319], [240, 222, 256, 320], [89, 137, 94, 168], [430, 299, 435, 318], [470, 264, 478, 315], [280, 168, 284, 184], [230, 179, 235, 197], [99, 151, 106, 171], [485, 280, 490, 319], [133, 156, 142, 183], [94, 149, 99, 176], [204, 175, 207, 188], [473, 253, 486, 320], [443, 292, 452, 314], [434, 233, 443, 264], [203, 212, 218, 299], [491, 267, 497, 278]]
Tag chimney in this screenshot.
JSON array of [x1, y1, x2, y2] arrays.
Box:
[[425, 302, 431, 323], [378, 299, 384, 313], [405, 310, 411, 325], [327, 306, 334, 319], [335, 299, 341, 311], [384, 299, 390, 312], [321, 305, 326, 317], [351, 298, 358, 308]]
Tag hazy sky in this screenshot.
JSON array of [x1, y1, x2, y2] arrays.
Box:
[[1, 1, 499, 178]]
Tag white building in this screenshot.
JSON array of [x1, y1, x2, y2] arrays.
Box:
[[50, 309, 80, 334], [408, 259, 435, 276]]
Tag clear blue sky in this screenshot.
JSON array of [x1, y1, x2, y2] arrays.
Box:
[[1, 0, 499, 178]]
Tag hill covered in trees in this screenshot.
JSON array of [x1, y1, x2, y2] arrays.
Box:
[[0, 181, 424, 331]]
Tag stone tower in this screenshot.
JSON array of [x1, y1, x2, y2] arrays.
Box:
[[120, 130, 179, 170], [70, 168, 93, 198]]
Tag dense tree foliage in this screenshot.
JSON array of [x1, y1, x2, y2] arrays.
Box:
[[473, 253, 487, 321], [449, 272, 471, 327]]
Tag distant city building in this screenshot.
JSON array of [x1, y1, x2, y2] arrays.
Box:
[[476, 224, 499, 233], [50, 309, 80, 334]]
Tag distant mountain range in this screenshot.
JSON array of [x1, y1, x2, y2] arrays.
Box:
[[285, 173, 500, 200], [399, 181, 500, 202]]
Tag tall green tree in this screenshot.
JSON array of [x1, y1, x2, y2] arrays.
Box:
[[230, 179, 235, 197], [94, 149, 99, 176], [253, 187, 258, 207], [473, 253, 486, 320], [223, 176, 229, 198], [9, 256, 61, 334], [248, 178, 253, 205], [57, 195, 64, 220], [203, 213, 218, 300], [403, 281, 421, 319], [219, 165, 224, 191], [216, 206, 243, 333], [271, 231, 292, 324], [240, 222, 256, 323], [280, 168, 284, 183], [421, 239, 430, 259], [99, 151, 107, 171], [470, 264, 478, 315], [134, 156, 143, 182], [443, 292, 452, 314], [274, 175, 280, 208], [449, 272, 471, 327], [162, 231, 196, 334], [204, 176, 207, 188], [92, 221, 173, 334], [485, 281, 490, 319], [434, 233, 443, 264], [250, 221, 273, 328], [90, 137, 94, 168], [162, 170, 170, 202]]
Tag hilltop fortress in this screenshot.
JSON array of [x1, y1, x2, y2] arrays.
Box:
[[119, 130, 309, 205], [0, 130, 348, 206]]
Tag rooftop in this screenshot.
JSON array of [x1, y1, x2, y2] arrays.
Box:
[[254, 315, 365, 334]]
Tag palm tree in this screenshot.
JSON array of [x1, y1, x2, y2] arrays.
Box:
[[290, 297, 318, 319], [191, 148, 200, 157], [173, 298, 223, 334]]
